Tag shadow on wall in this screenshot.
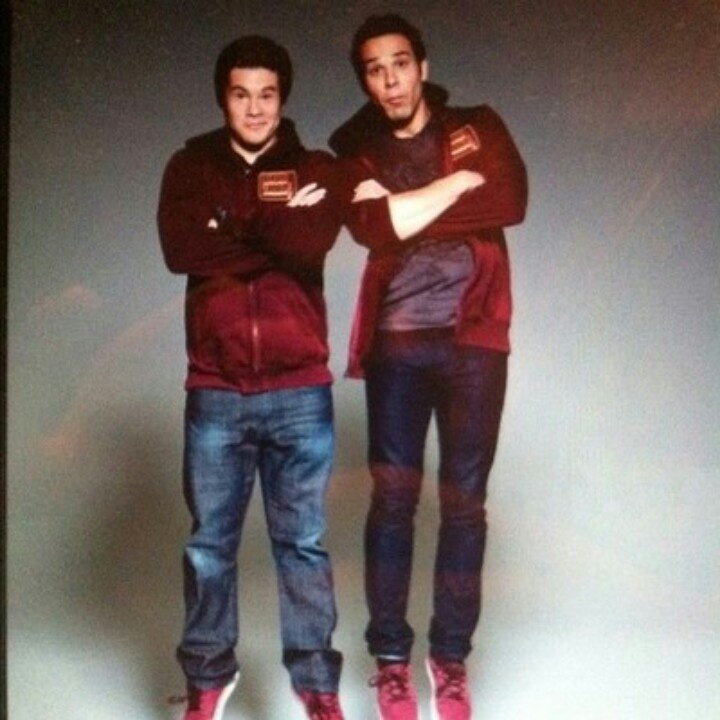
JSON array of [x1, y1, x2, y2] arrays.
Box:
[[48, 403, 191, 715], [48, 391, 376, 717], [8, 277, 378, 715]]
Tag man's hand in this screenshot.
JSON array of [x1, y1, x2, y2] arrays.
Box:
[[453, 169, 486, 193], [287, 182, 327, 207], [353, 179, 391, 203]]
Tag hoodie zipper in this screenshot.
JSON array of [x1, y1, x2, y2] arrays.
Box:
[[248, 280, 261, 374]]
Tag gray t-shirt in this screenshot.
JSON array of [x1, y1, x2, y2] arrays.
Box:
[[373, 117, 475, 331], [378, 238, 474, 330]]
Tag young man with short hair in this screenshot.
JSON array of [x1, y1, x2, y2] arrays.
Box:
[[158, 35, 346, 720], [331, 14, 528, 720]]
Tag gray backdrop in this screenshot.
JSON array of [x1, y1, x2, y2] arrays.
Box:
[[8, 1, 719, 718]]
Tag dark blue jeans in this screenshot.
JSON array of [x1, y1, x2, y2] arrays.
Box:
[[364, 331, 507, 661], [177, 386, 342, 692]]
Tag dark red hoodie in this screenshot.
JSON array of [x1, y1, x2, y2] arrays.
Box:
[[329, 85, 528, 377], [158, 120, 344, 393]]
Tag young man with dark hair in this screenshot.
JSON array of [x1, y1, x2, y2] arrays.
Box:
[[158, 35, 345, 720], [330, 14, 528, 720]]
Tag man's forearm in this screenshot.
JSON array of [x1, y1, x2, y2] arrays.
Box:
[[386, 170, 485, 240]]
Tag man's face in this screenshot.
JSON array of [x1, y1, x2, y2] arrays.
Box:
[[360, 33, 429, 135], [223, 67, 282, 158]]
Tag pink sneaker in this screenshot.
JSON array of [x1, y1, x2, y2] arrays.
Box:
[[369, 662, 419, 719], [426, 657, 471, 720], [296, 690, 345, 719], [183, 672, 239, 720]]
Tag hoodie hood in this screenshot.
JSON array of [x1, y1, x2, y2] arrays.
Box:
[[329, 82, 449, 158]]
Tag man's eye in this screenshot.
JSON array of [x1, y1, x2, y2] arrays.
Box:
[[367, 67, 381, 77]]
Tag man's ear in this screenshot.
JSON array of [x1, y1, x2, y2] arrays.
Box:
[[421, 59, 429, 82]]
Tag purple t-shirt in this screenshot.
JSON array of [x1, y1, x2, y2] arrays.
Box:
[[374, 117, 474, 331], [378, 238, 473, 330]]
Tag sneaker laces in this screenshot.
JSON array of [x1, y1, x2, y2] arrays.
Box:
[[434, 661, 468, 700], [301, 692, 343, 720], [369, 665, 413, 701]]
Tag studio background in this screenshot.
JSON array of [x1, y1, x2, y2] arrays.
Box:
[[7, 1, 719, 718]]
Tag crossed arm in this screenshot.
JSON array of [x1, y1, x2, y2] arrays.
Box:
[[352, 170, 485, 241], [158, 152, 339, 277], [345, 109, 528, 249]]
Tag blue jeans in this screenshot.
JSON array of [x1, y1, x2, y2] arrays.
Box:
[[177, 386, 342, 692], [364, 331, 507, 661]]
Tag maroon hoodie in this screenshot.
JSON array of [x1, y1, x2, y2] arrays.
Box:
[[329, 85, 528, 377], [158, 120, 345, 393]]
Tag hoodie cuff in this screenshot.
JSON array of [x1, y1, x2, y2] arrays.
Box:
[[350, 197, 402, 250]]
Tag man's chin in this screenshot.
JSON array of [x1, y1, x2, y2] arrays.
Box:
[[384, 105, 409, 120], [236, 135, 272, 153], [387, 112, 414, 132], [374, 96, 428, 135]]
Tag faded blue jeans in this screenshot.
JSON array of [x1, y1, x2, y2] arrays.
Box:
[[364, 330, 507, 662], [177, 386, 342, 692]]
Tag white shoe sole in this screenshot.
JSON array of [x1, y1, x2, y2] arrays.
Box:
[[426, 658, 440, 720], [212, 671, 240, 720], [425, 658, 472, 720]]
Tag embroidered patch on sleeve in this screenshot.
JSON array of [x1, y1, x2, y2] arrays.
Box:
[[258, 170, 298, 202], [449, 125, 481, 162]]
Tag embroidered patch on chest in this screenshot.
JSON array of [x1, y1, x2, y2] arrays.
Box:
[[449, 125, 481, 162], [258, 170, 298, 202]]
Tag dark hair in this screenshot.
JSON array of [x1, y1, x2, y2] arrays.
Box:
[[350, 14, 426, 91], [214, 35, 293, 106]]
